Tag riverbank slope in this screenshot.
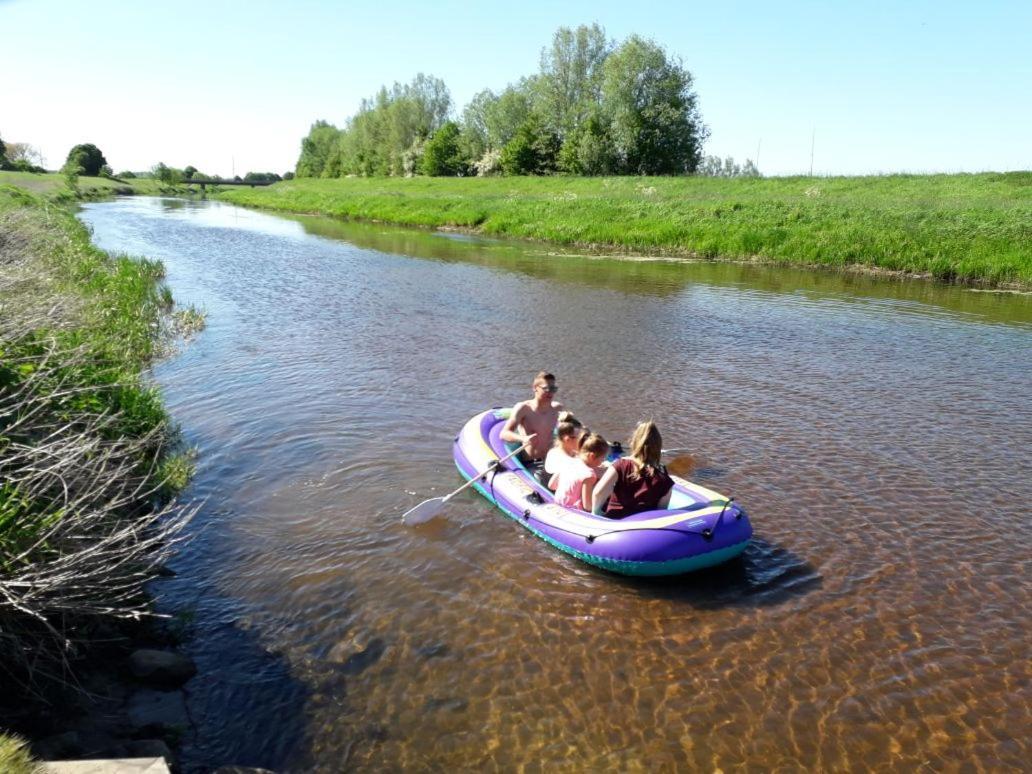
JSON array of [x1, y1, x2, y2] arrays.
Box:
[[0, 170, 176, 200], [0, 184, 198, 765], [217, 172, 1032, 289]]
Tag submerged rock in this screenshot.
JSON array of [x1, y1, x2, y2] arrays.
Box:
[[127, 689, 188, 733], [129, 649, 197, 687], [328, 635, 386, 674]]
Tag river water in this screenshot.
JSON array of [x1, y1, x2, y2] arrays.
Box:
[[80, 197, 1030, 771]]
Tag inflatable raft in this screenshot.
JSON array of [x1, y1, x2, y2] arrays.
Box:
[[454, 408, 753, 576]]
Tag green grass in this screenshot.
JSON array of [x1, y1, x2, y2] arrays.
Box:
[[0, 732, 40, 774], [218, 173, 1032, 288], [0, 170, 176, 201]]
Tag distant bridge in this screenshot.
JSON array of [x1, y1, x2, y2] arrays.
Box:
[[182, 178, 276, 190]]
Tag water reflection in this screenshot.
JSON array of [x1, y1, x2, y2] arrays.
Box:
[[77, 197, 1031, 771], [290, 209, 1032, 325]]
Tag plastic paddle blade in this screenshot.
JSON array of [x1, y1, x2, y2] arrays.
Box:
[[402, 497, 446, 524]]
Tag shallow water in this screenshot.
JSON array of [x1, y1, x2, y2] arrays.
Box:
[[80, 197, 1031, 771]]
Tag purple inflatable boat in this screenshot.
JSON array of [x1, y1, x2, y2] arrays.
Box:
[[454, 408, 753, 576]]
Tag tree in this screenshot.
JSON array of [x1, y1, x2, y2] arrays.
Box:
[[601, 36, 708, 174], [697, 155, 761, 177], [296, 120, 343, 177], [151, 162, 182, 185], [62, 149, 87, 192], [325, 73, 453, 177], [460, 89, 495, 161], [3, 142, 45, 169], [558, 111, 616, 175], [484, 81, 536, 150], [64, 143, 108, 176], [500, 114, 560, 175], [243, 171, 282, 183], [183, 165, 198, 180], [0, 134, 6, 164], [421, 121, 467, 176], [536, 24, 612, 139]]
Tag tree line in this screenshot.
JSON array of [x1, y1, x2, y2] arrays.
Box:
[[296, 24, 758, 179], [0, 132, 291, 187]]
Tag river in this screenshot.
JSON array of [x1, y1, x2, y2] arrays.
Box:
[[79, 197, 1031, 771]]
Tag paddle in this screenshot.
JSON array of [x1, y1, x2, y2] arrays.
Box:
[[402, 434, 537, 525]]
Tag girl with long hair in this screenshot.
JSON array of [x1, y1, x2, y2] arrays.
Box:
[[592, 420, 674, 518]]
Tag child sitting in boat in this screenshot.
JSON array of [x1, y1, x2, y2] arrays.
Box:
[[554, 433, 610, 512], [544, 414, 584, 491], [593, 420, 673, 518]]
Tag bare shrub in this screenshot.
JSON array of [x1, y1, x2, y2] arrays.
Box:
[[0, 312, 196, 692]]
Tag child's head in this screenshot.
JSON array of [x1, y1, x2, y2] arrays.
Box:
[[628, 420, 662, 470], [555, 415, 584, 452], [578, 432, 610, 466]]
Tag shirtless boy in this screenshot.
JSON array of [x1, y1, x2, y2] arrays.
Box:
[[501, 371, 563, 483]]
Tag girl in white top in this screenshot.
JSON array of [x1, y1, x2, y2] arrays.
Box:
[[545, 415, 584, 491], [554, 433, 610, 512]]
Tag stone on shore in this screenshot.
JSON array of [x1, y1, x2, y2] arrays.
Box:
[[44, 758, 170, 773]]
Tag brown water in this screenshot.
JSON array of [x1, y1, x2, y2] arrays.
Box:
[[81, 198, 1031, 772]]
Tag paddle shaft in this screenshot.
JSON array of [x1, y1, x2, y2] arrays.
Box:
[[444, 437, 535, 503]]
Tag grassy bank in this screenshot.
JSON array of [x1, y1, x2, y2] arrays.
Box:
[[218, 173, 1032, 288], [0, 184, 197, 689], [0, 170, 178, 201]]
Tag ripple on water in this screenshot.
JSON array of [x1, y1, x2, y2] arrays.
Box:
[[77, 198, 1032, 770]]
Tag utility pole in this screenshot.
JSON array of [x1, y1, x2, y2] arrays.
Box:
[[809, 128, 816, 176]]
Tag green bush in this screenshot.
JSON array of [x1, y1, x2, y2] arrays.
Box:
[[420, 121, 467, 176]]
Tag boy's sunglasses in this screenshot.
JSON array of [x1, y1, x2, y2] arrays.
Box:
[[537, 384, 559, 393]]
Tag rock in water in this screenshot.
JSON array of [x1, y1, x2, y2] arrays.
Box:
[[129, 649, 197, 687]]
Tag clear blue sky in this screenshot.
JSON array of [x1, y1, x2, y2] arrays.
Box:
[[2, 0, 1029, 177]]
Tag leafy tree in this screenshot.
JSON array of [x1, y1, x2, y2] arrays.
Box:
[[99, 164, 114, 178], [152, 162, 182, 185], [243, 171, 282, 183], [296, 120, 343, 177], [0, 134, 6, 164], [118, 170, 137, 179], [3, 142, 45, 169], [329, 73, 453, 177], [283, 171, 295, 180], [421, 121, 467, 176], [601, 36, 708, 174], [697, 155, 760, 177], [473, 149, 502, 177], [500, 114, 560, 175], [183, 165, 198, 180], [558, 111, 615, 175], [536, 24, 612, 139], [459, 89, 494, 161], [62, 150, 86, 192], [484, 82, 536, 150], [65, 143, 108, 176]]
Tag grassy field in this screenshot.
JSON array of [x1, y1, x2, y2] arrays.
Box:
[[0, 169, 173, 200], [218, 173, 1032, 288]]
